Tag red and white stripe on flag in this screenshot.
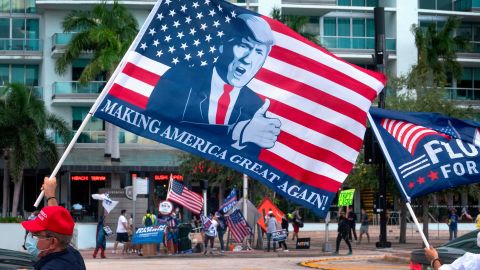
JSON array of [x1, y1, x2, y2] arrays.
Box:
[[105, 13, 386, 194], [381, 118, 450, 155]]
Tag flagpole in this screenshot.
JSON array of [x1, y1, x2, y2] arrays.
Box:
[[367, 112, 430, 248], [33, 0, 164, 208]]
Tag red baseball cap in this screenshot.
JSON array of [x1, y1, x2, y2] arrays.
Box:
[[22, 206, 75, 235]]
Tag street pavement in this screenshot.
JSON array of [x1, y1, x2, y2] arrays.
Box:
[[80, 225, 472, 269]]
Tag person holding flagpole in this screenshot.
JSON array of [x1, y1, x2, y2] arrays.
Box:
[[23, 177, 86, 270]]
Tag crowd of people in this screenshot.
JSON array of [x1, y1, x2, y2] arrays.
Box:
[[20, 176, 480, 270]]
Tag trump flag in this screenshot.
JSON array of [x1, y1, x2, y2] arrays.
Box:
[[369, 107, 480, 201], [93, 0, 386, 217]]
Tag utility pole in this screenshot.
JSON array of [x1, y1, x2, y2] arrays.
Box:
[[374, 6, 391, 249]]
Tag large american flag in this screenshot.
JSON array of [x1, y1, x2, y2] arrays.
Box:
[[381, 118, 452, 155], [167, 180, 203, 214], [226, 209, 251, 243], [94, 0, 386, 217]]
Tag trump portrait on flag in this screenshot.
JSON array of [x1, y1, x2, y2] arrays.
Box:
[[93, 0, 386, 217], [145, 13, 281, 152]]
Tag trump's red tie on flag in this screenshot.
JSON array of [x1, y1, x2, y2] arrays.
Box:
[[93, 0, 386, 217], [167, 180, 203, 214]]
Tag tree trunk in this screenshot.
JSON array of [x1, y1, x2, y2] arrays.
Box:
[[422, 197, 429, 246], [11, 169, 23, 217], [2, 153, 9, 217], [399, 199, 407, 244]]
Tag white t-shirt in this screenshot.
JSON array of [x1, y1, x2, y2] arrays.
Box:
[[440, 253, 480, 270], [205, 219, 218, 237], [116, 215, 128, 233]]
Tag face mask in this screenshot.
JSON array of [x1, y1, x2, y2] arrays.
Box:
[[25, 233, 50, 257], [25, 233, 40, 257]]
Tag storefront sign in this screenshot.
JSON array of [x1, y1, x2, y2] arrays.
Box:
[[159, 200, 173, 215], [153, 174, 183, 181], [71, 175, 106, 181]]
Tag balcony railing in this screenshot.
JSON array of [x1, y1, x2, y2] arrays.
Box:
[[0, 38, 42, 52], [53, 130, 156, 144], [337, 0, 379, 7], [0, 85, 43, 99], [445, 87, 480, 101], [457, 41, 480, 54], [320, 36, 396, 51], [52, 81, 106, 96], [51, 33, 75, 48], [419, 0, 480, 11]]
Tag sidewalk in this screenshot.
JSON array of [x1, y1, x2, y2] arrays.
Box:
[[80, 224, 468, 262]]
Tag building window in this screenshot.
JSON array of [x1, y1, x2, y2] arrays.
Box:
[[0, 0, 36, 13], [456, 68, 480, 100], [0, 64, 38, 85], [419, 0, 455, 11], [338, 0, 378, 7], [0, 17, 39, 51], [322, 17, 377, 50]]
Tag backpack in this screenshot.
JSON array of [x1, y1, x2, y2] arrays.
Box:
[[144, 214, 153, 227]]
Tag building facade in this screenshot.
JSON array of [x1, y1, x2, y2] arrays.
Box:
[[1, 0, 479, 218]]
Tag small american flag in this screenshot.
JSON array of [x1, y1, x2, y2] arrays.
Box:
[[200, 214, 212, 230], [226, 209, 251, 243], [167, 180, 203, 214], [381, 118, 451, 155]]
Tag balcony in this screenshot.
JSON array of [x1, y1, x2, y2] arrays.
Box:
[[445, 87, 480, 105], [53, 130, 157, 144], [0, 38, 42, 59], [51, 81, 106, 105], [420, 0, 480, 12], [0, 86, 42, 99], [51, 33, 75, 57], [455, 0, 480, 11], [320, 36, 396, 51]]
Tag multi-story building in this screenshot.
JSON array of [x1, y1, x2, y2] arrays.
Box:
[[1, 0, 479, 218]]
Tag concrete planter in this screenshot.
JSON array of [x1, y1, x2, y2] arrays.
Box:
[[0, 222, 97, 251]]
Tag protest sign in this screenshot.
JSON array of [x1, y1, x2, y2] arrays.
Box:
[[131, 225, 165, 245], [337, 189, 355, 206]]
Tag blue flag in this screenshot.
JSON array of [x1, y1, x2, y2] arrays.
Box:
[[219, 188, 237, 213], [368, 107, 480, 201], [92, 0, 385, 217]]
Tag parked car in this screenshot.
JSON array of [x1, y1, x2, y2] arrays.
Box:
[[410, 229, 480, 270], [0, 248, 35, 269]]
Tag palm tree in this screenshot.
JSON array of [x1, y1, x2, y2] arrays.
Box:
[[0, 84, 71, 216], [55, 0, 139, 161], [271, 8, 321, 45], [408, 17, 469, 89]]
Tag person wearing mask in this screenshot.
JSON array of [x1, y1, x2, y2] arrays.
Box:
[[424, 232, 480, 270], [93, 215, 107, 259], [23, 176, 86, 270], [278, 215, 289, 252], [333, 209, 352, 256], [266, 211, 278, 252]]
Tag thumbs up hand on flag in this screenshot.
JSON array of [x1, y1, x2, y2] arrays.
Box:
[[233, 99, 281, 149]]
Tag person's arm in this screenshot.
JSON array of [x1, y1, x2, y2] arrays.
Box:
[[424, 246, 442, 270], [42, 177, 58, 206]]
